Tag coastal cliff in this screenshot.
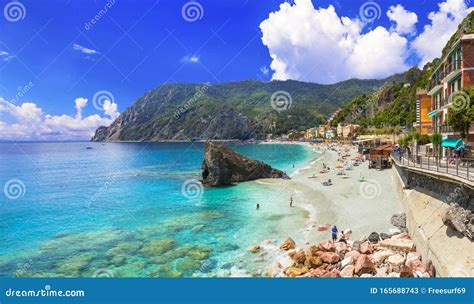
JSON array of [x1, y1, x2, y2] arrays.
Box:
[[201, 142, 289, 187], [91, 78, 402, 142]]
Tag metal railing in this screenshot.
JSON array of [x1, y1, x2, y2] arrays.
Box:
[[391, 152, 474, 182]]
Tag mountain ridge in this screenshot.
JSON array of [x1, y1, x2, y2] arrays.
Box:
[[92, 74, 405, 142]]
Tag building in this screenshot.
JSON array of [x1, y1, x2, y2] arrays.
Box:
[[325, 129, 336, 139], [427, 33, 474, 155], [342, 124, 360, 138], [319, 125, 327, 139], [304, 128, 318, 140], [337, 123, 343, 138], [414, 89, 433, 135]]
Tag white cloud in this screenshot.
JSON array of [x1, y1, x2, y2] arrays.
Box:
[[412, 0, 473, 65], [102, 99, 120, 120], [259, 0, 473, 83], [73, 43, 100, 55], [74, 97, 88, 119], [0, 50, 15, 62], [181, 55, 199, 63], [259, 0, 409, 83], [260, 66, 270, 75], [0, 97, 118, 141], [387, 4, 418, 35]]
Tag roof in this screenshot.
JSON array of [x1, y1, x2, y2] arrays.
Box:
[[372, 144, 392, 151], [441, 138, 463, 149]]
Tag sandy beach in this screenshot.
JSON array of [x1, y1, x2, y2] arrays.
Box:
[[258, 142, 404, 245]]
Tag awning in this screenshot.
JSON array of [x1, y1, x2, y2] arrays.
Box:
[[427, 111, 437, 118], [441, 138, 463, 149]]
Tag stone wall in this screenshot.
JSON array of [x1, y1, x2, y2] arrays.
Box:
[[402, 168, 473, 211], [391, 165, 474, 277]]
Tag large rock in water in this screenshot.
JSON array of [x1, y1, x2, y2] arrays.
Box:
[[201, 142, 289, 187]]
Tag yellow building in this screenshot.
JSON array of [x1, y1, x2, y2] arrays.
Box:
[[416, 89, 433, 135]]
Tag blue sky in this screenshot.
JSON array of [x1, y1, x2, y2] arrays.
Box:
[[0, 0, 472, 140]]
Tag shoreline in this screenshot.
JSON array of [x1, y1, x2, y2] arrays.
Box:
[[258, 142, 404, 241], [248, 142, 408, 276]]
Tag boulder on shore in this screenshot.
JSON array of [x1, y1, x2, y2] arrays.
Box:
[[390, 213, 407, 229], [280, 238, 296, 251], [201, 141, 289, 187], [442, 203, 473, 240]]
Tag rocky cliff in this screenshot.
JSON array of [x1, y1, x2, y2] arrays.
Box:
[[201, 142, 289, 187]]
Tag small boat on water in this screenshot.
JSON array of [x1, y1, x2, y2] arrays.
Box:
[[86, 147, 93, 149]]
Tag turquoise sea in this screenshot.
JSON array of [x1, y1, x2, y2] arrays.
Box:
[[0, 142, 318, 277]]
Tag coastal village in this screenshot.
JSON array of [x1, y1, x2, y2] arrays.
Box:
[[248, 30, 474, 279]]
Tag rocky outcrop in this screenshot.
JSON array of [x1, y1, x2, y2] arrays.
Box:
[[280, 238, 296, 251], [442, 203, 473, 240], [267, 230, 435, 278], [201, 142, 289, 187], [390, 213, 407, 229]]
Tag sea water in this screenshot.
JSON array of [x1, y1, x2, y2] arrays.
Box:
[[0, 142, 319, 277]]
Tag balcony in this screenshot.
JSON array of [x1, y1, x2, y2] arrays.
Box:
[[441, 124, 455, 134], [428, 59, 462, 93]]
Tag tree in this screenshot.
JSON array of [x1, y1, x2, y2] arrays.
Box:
[[431, 133, 442, 164], [447, 88, 474, 139]]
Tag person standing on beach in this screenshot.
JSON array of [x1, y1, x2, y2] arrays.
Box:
[[256, 203, 260, 210], [289, 197, 293, 207], [331, 226, 338, 242]]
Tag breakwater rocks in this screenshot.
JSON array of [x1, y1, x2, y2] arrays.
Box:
[[201, 141, 289, 187], [257, 231, 435, 278]]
